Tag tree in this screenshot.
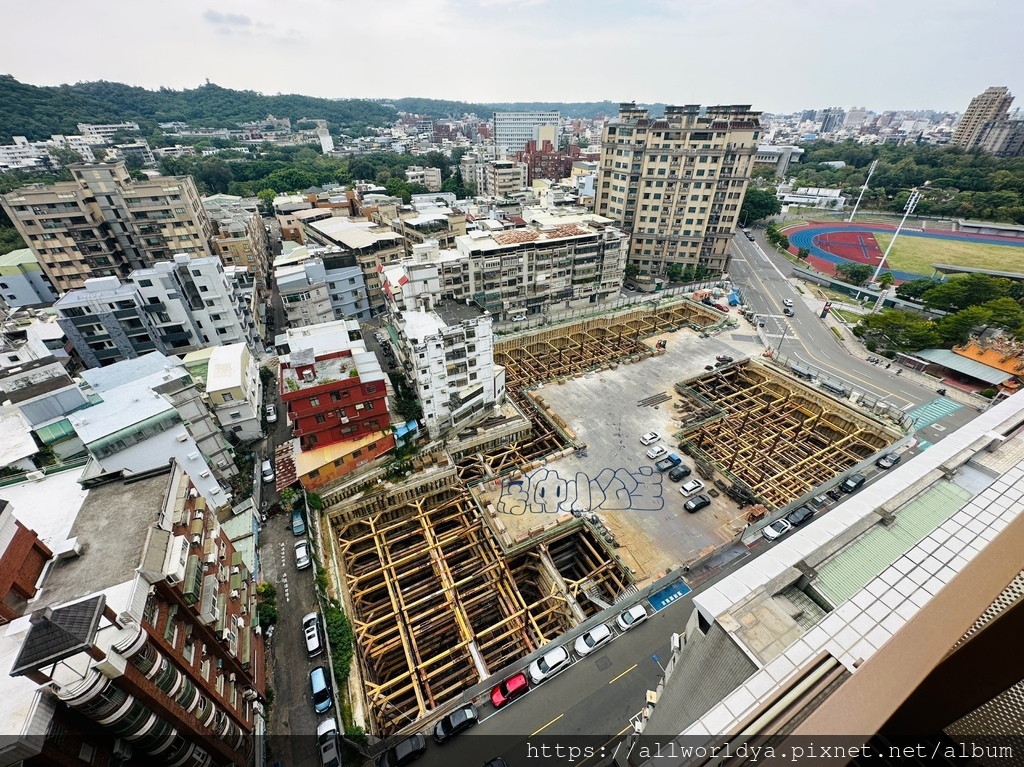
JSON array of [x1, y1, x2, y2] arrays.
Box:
[[665, 264, 683, 282], [777, 234, 790, 250], [193, 157, 234, 194], [877, 272, 896, 289], [921, 273, 1010, 312], [47, 146, 84, 169], [896, 277, 941, 301], [739, 188, 782, 224], [980, 297, 1024, 329], [797, 247, 810, 260], [834, 262, 874, 286], [858, 308, 942, 352], [624, 263, 640, 281], [257, 188, 276, 214], [750, 164, 778, 182], [937, 306, 993, 346]]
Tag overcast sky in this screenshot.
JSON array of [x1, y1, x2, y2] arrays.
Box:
[[5, 0, 1023, 114]]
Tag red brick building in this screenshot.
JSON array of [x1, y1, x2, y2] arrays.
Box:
[[515, 140, 580, 185], [0, 500, 52, 625]]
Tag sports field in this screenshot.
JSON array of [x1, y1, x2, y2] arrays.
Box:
[[873, 232, 1024, 275]]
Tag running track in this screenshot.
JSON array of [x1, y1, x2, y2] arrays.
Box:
[[784, 221, 1024, 282]]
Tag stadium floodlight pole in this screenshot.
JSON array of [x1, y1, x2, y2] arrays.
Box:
[[847, 159, 878, 222], [871, 188, 921, 284]]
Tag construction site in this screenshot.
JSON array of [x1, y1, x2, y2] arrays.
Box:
[[318, 298, 906, 734]]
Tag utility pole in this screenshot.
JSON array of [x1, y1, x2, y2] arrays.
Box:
[[871, 189, 921, 284], [847, 159, 878, 223]]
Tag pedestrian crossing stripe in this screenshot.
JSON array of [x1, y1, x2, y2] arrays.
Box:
[[906, 397, 962, 429], [917, 440, 933, 451]]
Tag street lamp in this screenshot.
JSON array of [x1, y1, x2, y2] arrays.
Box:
[[871, 189, 921, 284], [775, 320, 790, 357]]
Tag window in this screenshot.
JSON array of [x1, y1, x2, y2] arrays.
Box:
[[309, 396, 320, 407], [352, 449, 362, 458], [330, 391, 341, 402], [307, 469, 320, 479], [365, 384, 377, 393], [138, 279, 153, 287], [315, 414, 326, 424], [222, 392, 233, 402]]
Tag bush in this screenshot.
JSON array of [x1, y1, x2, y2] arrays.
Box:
[[257, 602, 279, 628], [865, 339, 877, 352], [315, 565, 329, 594], [980, 388, 997, 399], [325, 602, 355, 683]]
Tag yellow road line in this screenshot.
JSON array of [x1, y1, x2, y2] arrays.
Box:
[[530, 713, 563, 737], [608, 663, 638, 685]]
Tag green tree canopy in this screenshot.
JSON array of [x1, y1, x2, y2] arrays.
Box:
[[920, 273, 1011, 312], [739, 188, 782, 224], [858, 309, 942, 352], [895, 277, 942, 301], [937, 306, 993, 346], [834, 262, 874, 286]]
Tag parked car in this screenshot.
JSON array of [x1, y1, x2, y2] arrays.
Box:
[[667, 464, 692, 482], [679, 478, 706, 497], [292, 510, 306, 536], [826, 487, 845, 501], [574, 623, 613, 657], [876, 452, 902, 470], [616, 603, 649, 632], [640, 431, 660, 446], [654, 453, 682, 472], [378, 733, 427, 767], [646, 445, 667, 460], [746, 232, 756, 241], [490, 671, 529, 708], [528, 645, 571, 685], [309, 666, 333, 714], [762, 518, 792, 542], [841, 474, 867, 493], [684, 494, 712, 513], [266, 403, 278, 423], [261, 460, 275, 484], [303, 612, 323, 658], [782, 298, 794, 307], [433, 703, 478, 744], [317, 719, 342, 767], [295, 540, 312, 570], [511, 315, 527, 322], [786, 505, 815, 528], [713, 303, 729, 312]]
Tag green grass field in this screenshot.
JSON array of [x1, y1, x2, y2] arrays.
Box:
[[873, 232, 1024, 275]]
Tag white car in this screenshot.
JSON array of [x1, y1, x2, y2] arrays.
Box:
[[317, 718, 342, 767], [266, 404, 278, 423], [616, 604, 649, 632], [679, 478, 705, 497], [528, 645, 571, 684], [574, 623, 613, 657], [511, 315, 527, 322], [294, 540, 312, 570], [762, 518, 792, 542], [640, 432, 660, 446], [646, 445, 667, 460], [782, 298, 794, 307]]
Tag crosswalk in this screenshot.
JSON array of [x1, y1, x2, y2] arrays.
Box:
[[906, 397, 962, 429]]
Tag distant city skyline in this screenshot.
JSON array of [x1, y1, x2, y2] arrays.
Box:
[[5, 0, 1023, 114]]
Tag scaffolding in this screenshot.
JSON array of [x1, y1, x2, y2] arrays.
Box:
[[675, 362, 902, 509]]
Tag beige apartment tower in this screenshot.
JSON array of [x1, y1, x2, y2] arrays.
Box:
[[951, 86, 1014, 149], [1, 162, 212, 291], [596, 102, 760, 281]]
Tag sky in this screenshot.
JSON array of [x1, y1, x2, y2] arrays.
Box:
[[4, 0, 1024, 114]]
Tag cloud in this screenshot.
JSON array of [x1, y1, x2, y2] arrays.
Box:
[[202, 10, 253, 26]]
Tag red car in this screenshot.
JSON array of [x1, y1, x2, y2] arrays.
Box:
[[490, 671, 529, 708]]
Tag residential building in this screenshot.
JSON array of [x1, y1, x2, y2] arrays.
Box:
[[0, 408, 40, 474], [778, 185, 846, 209], [596, 102, 760, 281], [515, 139, 579, 185], [0, 461, 263, 767], [951, 86, 1014, 149], [0, 356, 88, 460], [392, 308, 503, 440], [0, 162, 213, 291], [316, 126, 335, 154], [111, 139, 156, 167], [202, 195, 270, 282], [479, 160, 527, 198], [405, 165, 443, 192], [302, 217, 405, 313], [753, 145, 805, 177], [819, 107, 846, 133], [493, 111, 560, 154], [615, 391, 1024, 766], [0, 498, 52, 625], [453, 214, 628, 319], [184, 343, 263, 442], [72, 352, 236, 503], [275, 260, 336, 328], [223, 265, 263, 349], [844, 107, 870, 127], [0, 249, 60, 307], [0, 312, 73, 372], [274, 321, 396, 490], [76, 121, 141, 143], [975, 115, 1024, 158], [0, 135, 97, 174]]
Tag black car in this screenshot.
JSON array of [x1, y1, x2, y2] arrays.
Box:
[[378, 733, 427, 767], [841, 474, 867, 493], [433, 704, 478, 744], [876, 452, 901, 470], [785, 505, 815, 527], [684, 494, 712, 513], [668, 464, 692, 482]]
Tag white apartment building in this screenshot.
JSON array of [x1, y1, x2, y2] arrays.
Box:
[[405, 165, 443, 192], [479, 160, 527, 198], [76, 122, 141, 143], [493, 111, 560, 154], [0, 135, 97, 173], [393, 309, 504, 440], [202, 343, 263, 441], [275, 260, 335, 327]]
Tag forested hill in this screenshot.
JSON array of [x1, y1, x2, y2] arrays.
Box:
[[387, 97, 666, 119], [0, 76, 398, 143]]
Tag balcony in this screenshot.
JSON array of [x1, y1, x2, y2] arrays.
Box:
[[142, 302, 166, 313]]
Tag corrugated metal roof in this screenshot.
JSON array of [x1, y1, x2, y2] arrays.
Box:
[[914, 348, 1012, 385], [815, 481, 973, 606]]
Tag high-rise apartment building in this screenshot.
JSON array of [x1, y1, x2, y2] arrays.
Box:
[[596, 102, 760, 280], [951, 86, 1014, 149], [819, 107, 846, 133], [493, 111, 560, 154], [1, 162, 213, 291]]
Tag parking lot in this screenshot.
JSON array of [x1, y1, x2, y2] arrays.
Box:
[[486, 327, 761, 581]]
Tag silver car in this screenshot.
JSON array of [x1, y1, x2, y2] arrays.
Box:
[[616, 604, 649, 632], [295, 540, 312, 570], [528, 645, 571, 684], [574, 623, 613, 657]]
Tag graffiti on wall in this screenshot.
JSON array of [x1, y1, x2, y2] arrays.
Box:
[[495, 467, 665, 515]]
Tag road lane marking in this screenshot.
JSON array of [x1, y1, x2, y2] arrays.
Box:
[[608, 663, 638, 685], [530, 713, 563, 736]]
